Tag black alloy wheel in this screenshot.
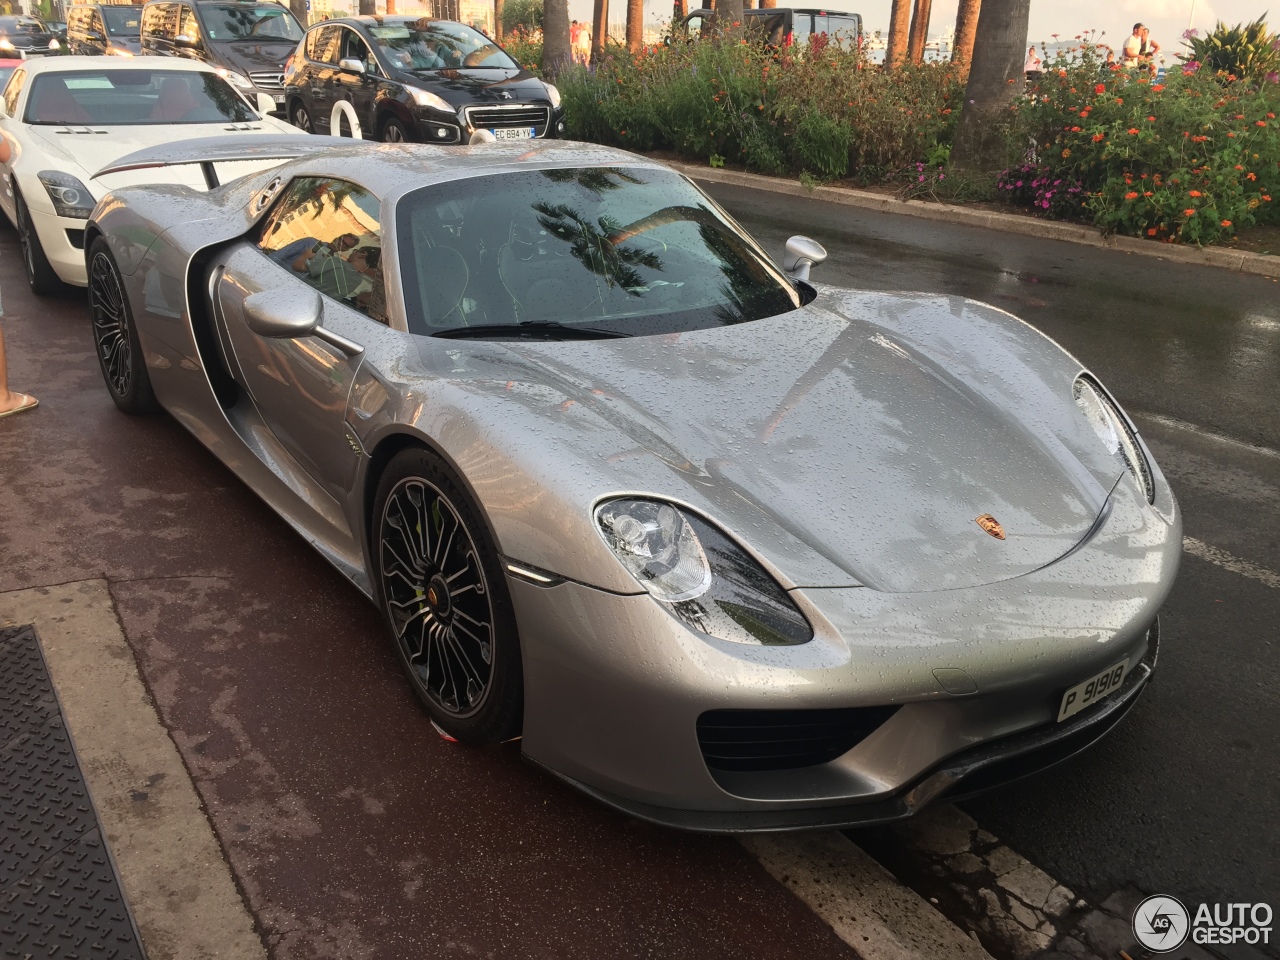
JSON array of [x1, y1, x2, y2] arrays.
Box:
[[88, 237, 158, 414], [380, 116, 410, 143], [291, 101, 313, 133], [15, 191, 61, 295], [373, 448, 523, 744]]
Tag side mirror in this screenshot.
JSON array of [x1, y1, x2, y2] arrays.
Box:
[[174, 32, 198, 48], [242, 287, 364, 356], [255, 91, 277, 115], [244, 288, 322, 340], [338, 57, 366, 75], [782, 235, 827, 282]]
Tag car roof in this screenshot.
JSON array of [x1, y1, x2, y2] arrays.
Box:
[[273, 140, 668, 200], [14, 55, 222, 76]]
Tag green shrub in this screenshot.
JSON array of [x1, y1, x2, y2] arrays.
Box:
[[1181, 17, 1280, 83]]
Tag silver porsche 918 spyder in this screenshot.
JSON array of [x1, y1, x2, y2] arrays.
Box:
[[86, 136, 1180, 831]]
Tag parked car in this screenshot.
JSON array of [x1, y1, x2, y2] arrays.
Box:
[[44, 18, 69, 50], [140, 0, 302, 114], [283, 16, 564, 144], [66, 4, 144, 57], [85, 135, 1179, 831], [681, 7, 862, 49], [0, 15, 60, 59], [0, 57, 301, 293]]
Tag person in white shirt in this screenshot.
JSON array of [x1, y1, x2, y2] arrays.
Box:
[[1024, 45, 1042, 78], [0, 134, 38, 419]]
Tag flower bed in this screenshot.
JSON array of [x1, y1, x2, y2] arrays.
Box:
[[1012, 47, 1280, 243]]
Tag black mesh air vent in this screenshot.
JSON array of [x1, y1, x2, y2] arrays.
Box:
[[697, 706, 900, 772]]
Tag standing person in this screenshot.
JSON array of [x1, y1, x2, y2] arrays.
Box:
[[1122, 23, 1145, 67], [0, 134, 37, 420], [572, 18, 590, 64], [1139, 25, 1160, 74]]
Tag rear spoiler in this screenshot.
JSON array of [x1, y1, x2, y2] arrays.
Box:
[[94, 134, 359, 187]]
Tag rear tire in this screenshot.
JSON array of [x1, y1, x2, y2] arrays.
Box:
[[15, 191, 62, 296], [372, 447, 523, 745], [291, 100, 313, 133], [88, 236, 159, 415]]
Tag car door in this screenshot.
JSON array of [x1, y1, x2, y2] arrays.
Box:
[[334, 26, 379, 137], [304, 23, 341, 132], [141, 2, 176, 56], [0, 67, 25, 225], [214, 176, 386, 498]]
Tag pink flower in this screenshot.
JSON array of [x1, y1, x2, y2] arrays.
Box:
[[1183, 60, 1201, 75]]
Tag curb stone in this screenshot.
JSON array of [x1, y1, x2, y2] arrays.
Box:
[[667, 161, 1280, 280]]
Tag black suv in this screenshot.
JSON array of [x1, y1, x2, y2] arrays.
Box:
[[140, 0, 303, 113], [66, 4, 144, 57], [283, 16, 564, 144], [0, 15, 59, 58]]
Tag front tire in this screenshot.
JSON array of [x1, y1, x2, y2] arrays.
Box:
[[15, 191, 61, 295], [88, 236, 159, 414], [379, 116, 411, 143], [291, 100, 313, 133], [372, 448, 523, 744]]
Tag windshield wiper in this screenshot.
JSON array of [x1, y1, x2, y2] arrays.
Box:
[[432, 321, 630, 340]]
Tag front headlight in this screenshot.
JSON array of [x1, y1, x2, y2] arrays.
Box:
[[406, 85, 454, 113], [112, 48, 135, 57], [216, 67, 254, 90], [37, 170, 96, 219], [1073, 375, 1154, 503], [0, 39, 14, 51], [543, 81, 561, 108], [596, 498, 814, 645]]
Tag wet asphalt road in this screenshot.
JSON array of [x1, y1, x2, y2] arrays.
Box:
[[702, 183, 1280, 914], [2, 182, 1278, 957]]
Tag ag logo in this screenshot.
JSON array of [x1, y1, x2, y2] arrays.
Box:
[[1133, 895, 1190, 952]]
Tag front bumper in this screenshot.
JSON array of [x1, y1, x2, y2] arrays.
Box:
[[30, 206, 89, 286], [509, 473, 1180, 831]]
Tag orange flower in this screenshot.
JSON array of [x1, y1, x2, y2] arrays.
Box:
[[1127, 127, 1140, 135], [1228, 132, 1236, 137], [1147, 116, 1156, 122], [1264, 195, 1273, 202], [1257, 120, 1268, 127], [1189, 190, 1202, 197], [1147, 228, 1158, 236], [1092, 133, 1105, 142], [1153, 84, 1165, 92], [1235, 164, 1245, 170], [1221, 220, 1232, 227], [1144, 191, 1153, 197], [1248, 172, 1258, 180], [1184, 208, 1197, 216], [1125, 191, 1140, 200]]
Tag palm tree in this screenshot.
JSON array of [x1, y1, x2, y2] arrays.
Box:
[[591, 0, 608, 63], [288, 0, 308, 29], [494, 0, 504, 39], [718, 0, 744, 30], [907, 0, 932, 62], [951, 0, 1029, 169], [951, 0, 980, 64], [886, 0, 910, 67], [542, 0, 571, 78], [625, 0, 642, 51]]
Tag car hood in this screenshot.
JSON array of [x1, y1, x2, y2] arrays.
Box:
[[393, 66, 548, 106], [210, 39, 295, 73], [26, 121, 297, 194], [427, 288, 1127, 594]]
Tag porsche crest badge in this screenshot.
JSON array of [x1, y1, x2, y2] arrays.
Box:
[[976, 514, 1006, 540]]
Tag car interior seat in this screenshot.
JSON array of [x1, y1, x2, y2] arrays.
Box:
[[28, 78, 91, 124]]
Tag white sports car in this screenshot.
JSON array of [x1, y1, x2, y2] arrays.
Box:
[[0, 56, 302, 293]]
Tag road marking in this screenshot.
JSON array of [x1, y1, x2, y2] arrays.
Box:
[[0, 580, 267, 960], [1132, 411, 1280, 461], [742, 831, 994, 960], [1183, 537, 1280, 591]]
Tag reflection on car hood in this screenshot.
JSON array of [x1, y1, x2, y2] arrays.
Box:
[[211, 40, 295, 73], [396, 67, 546, 104], [439, 288, 1126, 593]]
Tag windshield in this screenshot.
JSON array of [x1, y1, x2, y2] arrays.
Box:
[[103, 7, 143, 36], [396, 167, 800, 338], [199, 4, 302, 41], [0, 16, 50, 36], [24, 69, 257, 125], [370, 18, 517, 71]]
